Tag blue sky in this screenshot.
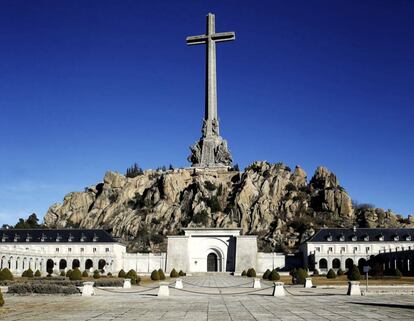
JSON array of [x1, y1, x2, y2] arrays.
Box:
[[0, 0, 413, 225]]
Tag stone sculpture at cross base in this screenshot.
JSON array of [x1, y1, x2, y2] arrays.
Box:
[[186, 13, 235, 168]]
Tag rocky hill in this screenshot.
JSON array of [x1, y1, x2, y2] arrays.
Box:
[[44, 161, 413, 252]]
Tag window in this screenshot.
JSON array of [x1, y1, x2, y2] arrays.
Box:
[[365, 247, 370, 253], [105, 248, 110, 253], [353, 247, 358, 253], [328, 247, 333, 252], [68, 248, 72, 253], [93, 248, 97, 253], [56, 248, 59, 252], [80, 248, 84, 253], [341, 247, 345, 253]]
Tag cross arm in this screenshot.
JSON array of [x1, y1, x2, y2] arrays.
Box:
[[211, 32, 235, 42], [186, 34, 208, 45]]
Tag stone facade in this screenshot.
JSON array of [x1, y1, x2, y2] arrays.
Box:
[[302, 227, 414, 272]]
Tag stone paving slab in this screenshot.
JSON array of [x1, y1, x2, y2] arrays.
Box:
[[1, 275, 414, 320]]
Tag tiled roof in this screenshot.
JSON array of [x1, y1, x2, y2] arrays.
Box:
[[306, 228, 414, 243], [0, 229, 117, 243]]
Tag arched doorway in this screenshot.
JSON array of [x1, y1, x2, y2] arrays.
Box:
[[345, 258, 354, 271], [98, 259, 106, 272], [85, 259, 93, 270], [72, 259, 80, 269], [59, 259, 67, 270], [46, 259, 54, 275], [332, 258, 341, 269], [207, 253, 218, 272], [358, 258, 366, 273], [319, 258, 327, 270]]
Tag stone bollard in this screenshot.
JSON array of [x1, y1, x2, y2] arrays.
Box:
[[158, 282, 170, 296], [347, 281, 361, 296], [304, 278, 313, 288], [123, 278, 131, 289], [272, 282, 285, 296], [175, 278, 183, 289], [82, 282, 95, 297], [253, 278, 261, 289]]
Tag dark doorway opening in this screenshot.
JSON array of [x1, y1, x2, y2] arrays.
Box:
[[207, 253, 218, 272]]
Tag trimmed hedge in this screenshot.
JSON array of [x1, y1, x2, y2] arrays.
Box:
[[337, 269, 345, 276], [118, 269, 126, 278], [82, 270, 89, 277], [60, 271, 66, 277], [178, 270, 186, 277], [151, 270, 160, 281], [93, 270, 101, 279], [347, 265, 361, 281], [70, 268, 82, 281], [8, 283, 80, 295], [0, 268, 13, 281], [170, 268, 179, 278], [269, 269, 280, 281], [158, 269, 166, 280], [394, 268, 403, 279], [313, 269, 319, 276], [66, 269, 73, 278], [246, 268, 256, 277], [241, 270, 247, 277], [327, 269, 336, 279], [34, 270, 41, 277], [291, 268, 308, 284], [126, 269, 140, 285], [262, 269, 271, 279]]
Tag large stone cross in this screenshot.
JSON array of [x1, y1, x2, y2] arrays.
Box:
[[187, 13, 235, 168], [186, 13, 235, 137]]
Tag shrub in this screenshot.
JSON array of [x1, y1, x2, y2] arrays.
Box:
[[178, 270, 185, 276], [34, 270, 41, 277], [158, 269, 166, 280], [269, 269, 280, 281], [65, 269, 73, 278], [347, 265, 361, 281], [107, 272, 112, 277], [246, 268, 256, 278], [170, 268, 179, 278], [8, 283, 80, 295], [126, 269, 140, 285], [93, 279, 123, 287], [262, 269, 271, 279], [70, 268, 82, 281], [60, 271, 65, 277], [326, 269, 336, 279], [118, 269, 126, 278], [0, 268, 14, 281], [313, 269, 319, 276], [26, 268, 34, 277], [292, 268, 308, 284], [0, 291, 3, 307], [82, 270, 89, 277], [93, 270, 100, 279], [241, 270, 247, 277], [337, 269, 344, 276], [151, 270, 160, 281], [22, 270, 27, 277], [394, 268, 403, 279]]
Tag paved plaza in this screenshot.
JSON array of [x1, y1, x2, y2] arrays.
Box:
[[1, 275, 414, 321]]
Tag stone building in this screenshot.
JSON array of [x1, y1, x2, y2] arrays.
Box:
[[302, 227, 414, 272], [0, 227, 285, 276]]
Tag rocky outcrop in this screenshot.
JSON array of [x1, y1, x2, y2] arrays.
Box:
[[44, 161, 406, 253]]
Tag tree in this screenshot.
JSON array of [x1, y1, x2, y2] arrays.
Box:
[[125, 163, 143, 178], [347, 265, 361, 281], [14, 213, 42, 229], [118, 269, 126, 278]]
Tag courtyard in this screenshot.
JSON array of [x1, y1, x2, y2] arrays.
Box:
[[1, 275, 414, 321]]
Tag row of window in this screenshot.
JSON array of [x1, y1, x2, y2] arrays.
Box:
[[315, 245, 412, 254], [55, 247, 110, 253]]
